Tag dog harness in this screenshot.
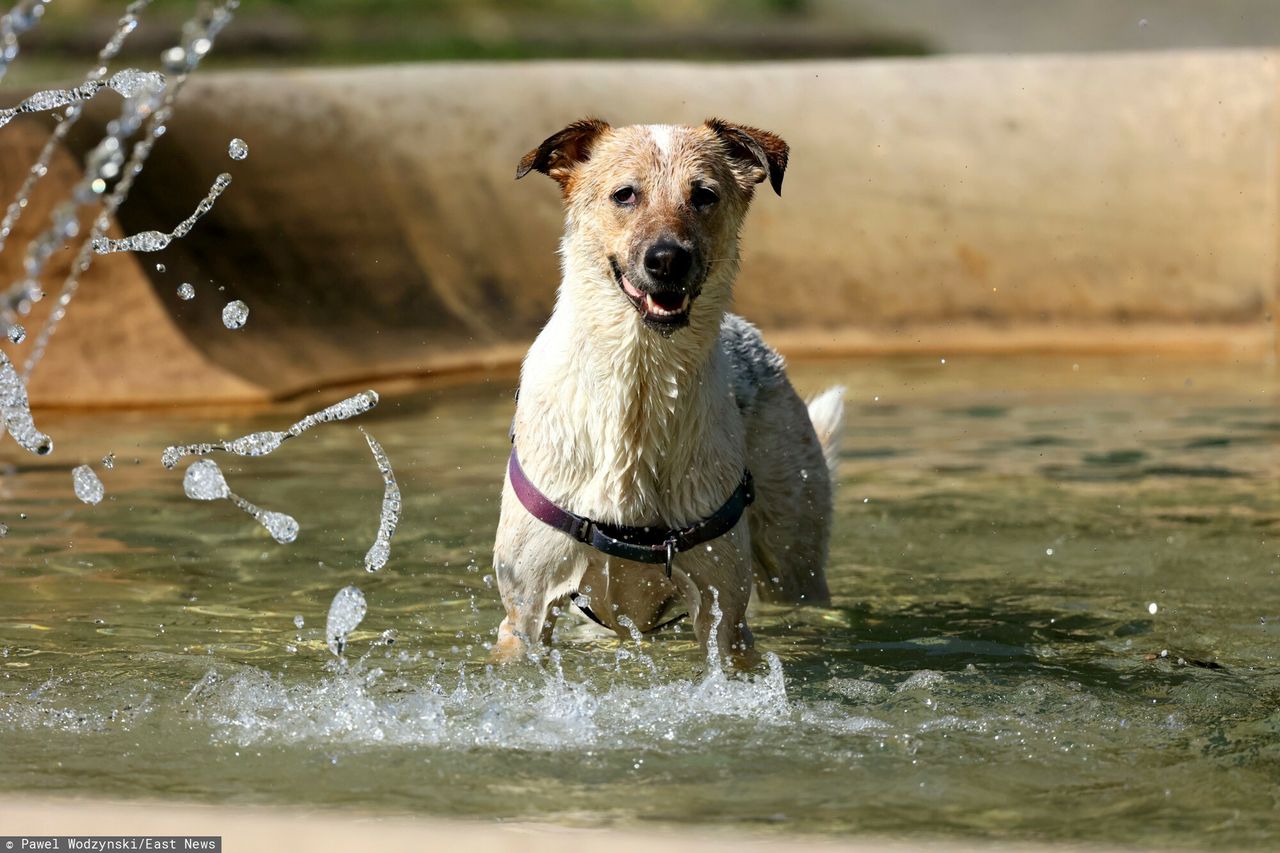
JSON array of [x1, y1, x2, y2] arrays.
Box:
[[507, 446, 755, 580]]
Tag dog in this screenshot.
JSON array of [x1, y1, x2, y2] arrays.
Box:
[[492, 118, 844, 662]]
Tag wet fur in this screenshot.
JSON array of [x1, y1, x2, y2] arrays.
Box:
[[494, 119, 844, 661]]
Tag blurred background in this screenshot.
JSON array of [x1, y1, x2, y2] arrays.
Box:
[[12, 0, 1280, 82]]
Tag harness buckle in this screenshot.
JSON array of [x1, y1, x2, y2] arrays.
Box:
[[664, 537, 676, 579]]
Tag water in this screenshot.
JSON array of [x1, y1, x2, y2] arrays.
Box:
[[0, 356, 1277, 848], [181, 459, 298, 544], [220, 299, 248, 330], [90, 172, 232, 255], [359, 428, 401, 573], [70, 464, 104, 505]]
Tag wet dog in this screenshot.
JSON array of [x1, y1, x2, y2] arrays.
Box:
[[492, 118, 844, 661]]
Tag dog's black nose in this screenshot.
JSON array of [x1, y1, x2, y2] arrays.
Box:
[[643, 242, 693, 285]]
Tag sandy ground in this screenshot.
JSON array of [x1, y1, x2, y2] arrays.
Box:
[[0, 796, 1142, 853]]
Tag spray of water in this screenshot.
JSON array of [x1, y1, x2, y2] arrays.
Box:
[[0, 0, 51, 84], [0, 345, 48, 453], [0, 1, 152, 262], [182, 459, 298, 544], [16, 0, 241, 378], [161, 390, 380, 470], [0, 69, 165, 130], [358, 428, 400, 573], [91, 172, 232, 254]]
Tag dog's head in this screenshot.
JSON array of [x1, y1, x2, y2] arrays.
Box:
[[517, 119, 788, 335]]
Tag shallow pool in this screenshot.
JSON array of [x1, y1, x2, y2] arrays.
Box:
[[1, 356, 1277, 847]]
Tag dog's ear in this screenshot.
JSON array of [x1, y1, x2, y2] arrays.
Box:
[[705, 119, 789, 196], [516, 118, 611, 188]]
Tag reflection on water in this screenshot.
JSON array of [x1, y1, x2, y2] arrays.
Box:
[[0, 356, 1277, 848]]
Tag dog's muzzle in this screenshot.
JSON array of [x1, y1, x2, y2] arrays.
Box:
[[610, 256, 699, 331]]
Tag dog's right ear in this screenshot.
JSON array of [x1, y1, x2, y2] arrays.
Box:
[[516, 118, 611, 189]]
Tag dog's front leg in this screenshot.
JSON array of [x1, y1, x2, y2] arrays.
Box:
[[492, 487, 581, 662], [671, 526, 756, 665], [492, 554, 574, 662]]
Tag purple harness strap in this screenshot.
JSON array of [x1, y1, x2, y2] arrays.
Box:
[[507, 446, 754, 578]]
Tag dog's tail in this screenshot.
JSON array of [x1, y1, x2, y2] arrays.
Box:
[[807, 385, 846, 483]]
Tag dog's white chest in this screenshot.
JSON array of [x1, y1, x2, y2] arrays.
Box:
[[513, 320, 744, 527]]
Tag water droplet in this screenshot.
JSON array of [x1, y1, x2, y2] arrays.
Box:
[[72, 465, 104, 505], [258, 510, 298, 544], [7, 324, 25, 343], [228, 137, 248, 160], [155, 263, 165, 273], [101, 453, 114, 470], [183, 459, 229, 501], [326, 586, 367, 656], [221, 299, 248, 330], [1148, 602, 1159, 615], [293, 614, 304, 629], [177, 282, 195, 300]]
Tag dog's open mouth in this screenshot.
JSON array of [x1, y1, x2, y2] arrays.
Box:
[[611, 258, 694, 329]]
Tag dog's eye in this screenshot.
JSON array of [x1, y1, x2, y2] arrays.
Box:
[[612, 186, 637, 206], [690, 186, 719, 210]]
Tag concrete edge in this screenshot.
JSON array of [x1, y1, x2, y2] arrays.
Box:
[[0, 796, 1150, 853]]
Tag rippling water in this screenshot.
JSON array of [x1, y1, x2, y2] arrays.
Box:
[[1, 356, 1277, 847]]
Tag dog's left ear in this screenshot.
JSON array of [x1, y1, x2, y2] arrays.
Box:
[[516, 118, 611, 188], [706, 118, 789, 196]]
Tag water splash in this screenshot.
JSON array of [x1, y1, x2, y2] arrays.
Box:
[[227, 138, 248, 160], [184, 651, 808, 752], [2, 69, 168, 349], [182, 459, 298, 544], [71, 464, 104, 505], [325, 585, 367, 656], [15, 0, 241, 378], [286, 389, 379, 436], [359, 428, 400, 572], [220, 298, 248, 330], [90, 172, 231, 254], [177, 283, 195, 300], [161, 390, 380, 470], [0, 347, 50, 454], [0, 69, 165, 131], [0, 0, 51, 84], [0, 0, 151, 265]]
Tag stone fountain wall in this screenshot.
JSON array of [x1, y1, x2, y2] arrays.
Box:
[[4, 52, 1278, 406]]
